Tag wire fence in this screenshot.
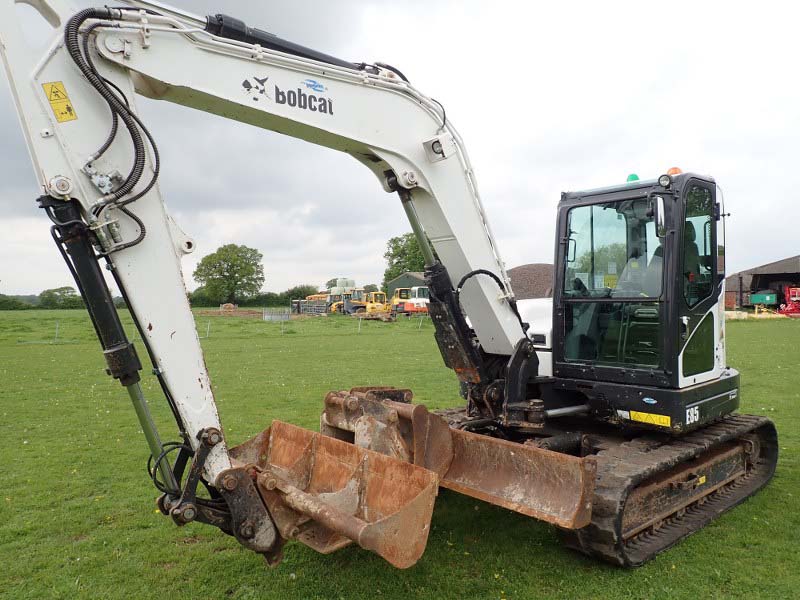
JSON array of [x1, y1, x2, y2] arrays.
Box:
[[15, 320, 81, 345], [8, 311, 433, 345]]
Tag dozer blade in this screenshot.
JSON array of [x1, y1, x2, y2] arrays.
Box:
[[442, 427, 594, 526], [321, 389, 596, 529], [229, 420, 438, 569]]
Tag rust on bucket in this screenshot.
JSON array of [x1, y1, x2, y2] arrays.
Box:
[[321, 389, 595, 529], [229, 421, 438, 568]]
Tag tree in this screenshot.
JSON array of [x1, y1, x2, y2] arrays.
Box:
[[0, 294, 31, 310], [188, 286, 215, 307], [283, 284, 320, 301], [382, 233, 426, 290], [574, 243, 628, 275], [237, 285, 321, 307], [363, 284, 379, 293], [325, 278, 340, 290], [193, 244, 265, 304], [39, 286, 83, 309]]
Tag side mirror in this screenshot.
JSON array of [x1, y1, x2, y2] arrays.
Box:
[[651, 194, 667, 238]]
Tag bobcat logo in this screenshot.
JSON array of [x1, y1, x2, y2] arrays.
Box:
[[242, 76, 271, 102]]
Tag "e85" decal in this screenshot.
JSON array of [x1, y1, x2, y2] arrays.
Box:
[[686, 406, 700, 425]]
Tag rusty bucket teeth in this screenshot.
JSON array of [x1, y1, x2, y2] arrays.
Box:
[[321, 388, 596, 530], [229, 421, 438, 569]]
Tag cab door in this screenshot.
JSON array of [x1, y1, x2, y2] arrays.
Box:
[[676, 181, 724, 388]]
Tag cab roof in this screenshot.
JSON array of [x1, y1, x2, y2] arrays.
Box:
[[559, 172, 715, 206]]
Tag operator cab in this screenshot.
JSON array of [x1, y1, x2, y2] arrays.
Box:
[[550, 171, 738, 432]]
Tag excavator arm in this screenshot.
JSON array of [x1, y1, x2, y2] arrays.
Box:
[[1, 0, 527, 452], [0, 0, 593, 568]]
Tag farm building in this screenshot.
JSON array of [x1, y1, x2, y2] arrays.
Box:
[[386, 271, 425, 297], [507, 263, 554, 300], [725, 255, 800, 309]]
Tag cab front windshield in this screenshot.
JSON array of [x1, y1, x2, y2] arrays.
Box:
[[562, 197, 663, 368], [564, 198, 662, 299]]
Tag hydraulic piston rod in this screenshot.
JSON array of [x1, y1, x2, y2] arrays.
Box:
[[44, 198, 178, 492]]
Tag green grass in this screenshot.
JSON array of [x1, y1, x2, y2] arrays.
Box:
[[0, 311, 798, 599]]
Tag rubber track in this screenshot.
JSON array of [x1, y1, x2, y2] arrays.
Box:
[[559, 414, 778, 566]]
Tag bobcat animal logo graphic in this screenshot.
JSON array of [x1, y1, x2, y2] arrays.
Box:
[[242, 76, 271, 102]]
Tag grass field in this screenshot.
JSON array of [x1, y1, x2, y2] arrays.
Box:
[[0, 310, 798, 599]]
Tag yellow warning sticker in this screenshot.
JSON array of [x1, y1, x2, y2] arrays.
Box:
[[629, 410, 671, 428], [42, 81, 77, 123]]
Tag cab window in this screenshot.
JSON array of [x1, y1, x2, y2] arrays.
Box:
[[564, 198, 662, 299], [562, 198, 663, 368], [683, 186, 715, 307]]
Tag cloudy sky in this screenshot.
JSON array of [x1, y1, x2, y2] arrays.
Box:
[[1, 0, 798, 295]]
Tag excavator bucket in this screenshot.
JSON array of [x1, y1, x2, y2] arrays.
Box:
[[321, 388, 596, 529], [229, 420, 438, 568]]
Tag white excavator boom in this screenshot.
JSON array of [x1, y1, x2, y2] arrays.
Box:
[[0, 0, 526, 480]]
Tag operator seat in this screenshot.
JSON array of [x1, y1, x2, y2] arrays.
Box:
[[642, 245, 663, 297], [613, 249, 644, 296], [684, 222, 701, 276]]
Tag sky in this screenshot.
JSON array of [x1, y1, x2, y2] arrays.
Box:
[[1, 0, 798, 296]]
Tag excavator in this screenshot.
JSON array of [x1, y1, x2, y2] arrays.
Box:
[[392, 285, 430, 315], [0, 0, 777, 569]]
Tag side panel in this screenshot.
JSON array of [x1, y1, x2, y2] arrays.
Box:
[[551, 370, 740, 433]]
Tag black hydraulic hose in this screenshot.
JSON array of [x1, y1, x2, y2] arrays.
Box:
[[98, 206, 146, 255], [430, 97, 447, 130], [65, 8, 146, 200], [82, 21, 118, 161], [112, 114, 160, 208], [69, 10, 160, 252], [374, 61, 410, 82], [80, 19, 161, 212], [454, 269, 508, 307], [106, 255, 187, 439], [455, 269, 527, 332]]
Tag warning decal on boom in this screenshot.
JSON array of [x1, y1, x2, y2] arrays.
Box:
[[42, 82, 77, 123]]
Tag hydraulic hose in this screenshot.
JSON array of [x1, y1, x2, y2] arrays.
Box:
[[82, 21, 118, 161], [454, 269, 527, 333], [64, 8, 146, 201]]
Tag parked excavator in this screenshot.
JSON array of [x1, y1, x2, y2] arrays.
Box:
[[392, 285, 430, 315], [0, 0, 777, 570]]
